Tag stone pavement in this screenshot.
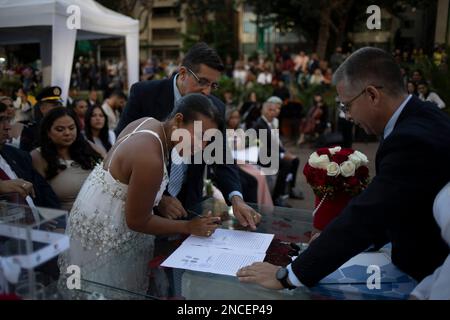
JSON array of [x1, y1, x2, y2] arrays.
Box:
[[284, 140, 381, 210]]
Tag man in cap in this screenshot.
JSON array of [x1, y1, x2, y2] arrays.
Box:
[[20, 86, 63, 152]]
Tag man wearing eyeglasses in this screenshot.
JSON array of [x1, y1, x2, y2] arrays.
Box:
[[0, 102, 60, 209], [115, 42, 260, 229], [238, 47, 450, 293]]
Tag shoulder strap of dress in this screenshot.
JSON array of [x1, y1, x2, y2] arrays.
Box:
[[106, 118, 152, 170], [132, 117, 154, 133], [107, 125, 165, 171]]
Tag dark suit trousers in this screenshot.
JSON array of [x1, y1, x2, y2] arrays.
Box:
[[273, 157, 300, 199], [238, 169, 258, 203]]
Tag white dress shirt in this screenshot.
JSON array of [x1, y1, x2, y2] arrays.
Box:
[[0, 155, 38, 213]]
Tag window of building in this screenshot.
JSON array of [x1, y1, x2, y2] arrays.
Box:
[[152, 28, 181, 40], [403, 20, 415, 29], [244, 21, 256, 34], [153, 6, 180, 18]]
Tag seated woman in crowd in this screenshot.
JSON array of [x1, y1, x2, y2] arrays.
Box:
[[240, 91, 261, 130], [83, 105, 116, 158], [226, 108, 273, 208], [297, 95, 328, 145], [31, 107, 102, 212], [417, 81, 446, 109], [70, 99, 88, 131], [407, 81, 418, 96], [309, 68, 324, 86], [12, 87, 33, 122]]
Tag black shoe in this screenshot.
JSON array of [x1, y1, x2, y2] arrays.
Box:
[[274, 197, 292, 208], [289, 189, 305, 200]]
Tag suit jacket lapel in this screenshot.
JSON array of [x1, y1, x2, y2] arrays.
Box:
[[375, 137, 384, 173], [158, 78, 176, 120]]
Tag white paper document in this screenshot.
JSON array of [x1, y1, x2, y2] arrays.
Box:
[[161, 229, 274, 276]]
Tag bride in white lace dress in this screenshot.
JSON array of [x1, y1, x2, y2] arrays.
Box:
[[58, 94, 222, 295]]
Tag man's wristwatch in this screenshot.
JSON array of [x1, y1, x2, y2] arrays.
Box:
[[276, 267, 296, 290]]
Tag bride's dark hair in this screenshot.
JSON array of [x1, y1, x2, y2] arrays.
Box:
[[167, 93, 224, 131]]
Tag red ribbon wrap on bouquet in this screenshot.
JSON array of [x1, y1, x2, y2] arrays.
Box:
[[313, 193, 352, 231]]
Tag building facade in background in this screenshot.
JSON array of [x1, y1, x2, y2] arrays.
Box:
[[136, 0, 186, 62]]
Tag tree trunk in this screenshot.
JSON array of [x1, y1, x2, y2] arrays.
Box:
[[316, 0, 332, 59], [335, 0, 354, 47]]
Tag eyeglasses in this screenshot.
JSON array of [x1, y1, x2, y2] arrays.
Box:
[[338, 86, 383, 114], [186, 67, 220, 91], [0, 116, 11, 125]]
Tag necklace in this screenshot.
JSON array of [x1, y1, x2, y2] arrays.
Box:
[[160, 122, 170, 165]]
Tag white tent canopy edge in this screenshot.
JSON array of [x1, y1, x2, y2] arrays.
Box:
[[0, 0, 140, 103]]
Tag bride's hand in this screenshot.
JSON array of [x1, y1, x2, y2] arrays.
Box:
[[186, 212, 221, 237]]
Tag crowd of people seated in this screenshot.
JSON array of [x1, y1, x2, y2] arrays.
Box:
[[0, 86, 120, 217]]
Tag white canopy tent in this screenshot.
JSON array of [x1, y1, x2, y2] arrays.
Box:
[[0, 0, 140, 103]]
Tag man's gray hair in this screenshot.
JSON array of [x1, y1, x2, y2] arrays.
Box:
[[333, 47, 406, 97], [0, 96, 13, 103], [266, 96, 283, 105]]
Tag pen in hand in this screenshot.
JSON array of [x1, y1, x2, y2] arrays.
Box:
[[187, 209, 222, 225]]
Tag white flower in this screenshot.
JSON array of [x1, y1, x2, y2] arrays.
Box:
[[309, 152, 330, 170], [309, 152, 319, 162], [326, 162, 340, 177], [348, 154, 362, 168], [340, 161, 356, 177], [353, 150, 369, 165], [329, 146, 342, 155]]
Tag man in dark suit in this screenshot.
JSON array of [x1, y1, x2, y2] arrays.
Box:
[[0, 102, 60, 209], [0, 102, 62, 282], [238, 47, 450, 290], [115, 43, 260, 228], [253, 98, 301, 207]]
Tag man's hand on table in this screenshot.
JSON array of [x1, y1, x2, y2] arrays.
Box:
[[231, 196, 261, 230], [157, 195, 188, 220], [237, 262, 283, 290]]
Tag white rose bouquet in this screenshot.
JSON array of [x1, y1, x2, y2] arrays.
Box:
[[304, 146, 370, 198], [304, 146, 371, 230]]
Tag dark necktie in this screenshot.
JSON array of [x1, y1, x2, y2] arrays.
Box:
[[0, 167, 11, 180]]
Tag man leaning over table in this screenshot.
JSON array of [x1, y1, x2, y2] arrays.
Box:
[[115, 42, 261, 229], [237, 47, 450, 291]]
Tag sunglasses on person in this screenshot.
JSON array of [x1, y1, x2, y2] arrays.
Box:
[[338, 86, 383, 114], [186, 67, 220, 91]]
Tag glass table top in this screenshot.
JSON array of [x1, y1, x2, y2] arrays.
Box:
[[51, 197, 416, 300]]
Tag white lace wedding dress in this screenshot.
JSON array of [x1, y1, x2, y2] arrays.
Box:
[[58, 118, 169, 296]]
